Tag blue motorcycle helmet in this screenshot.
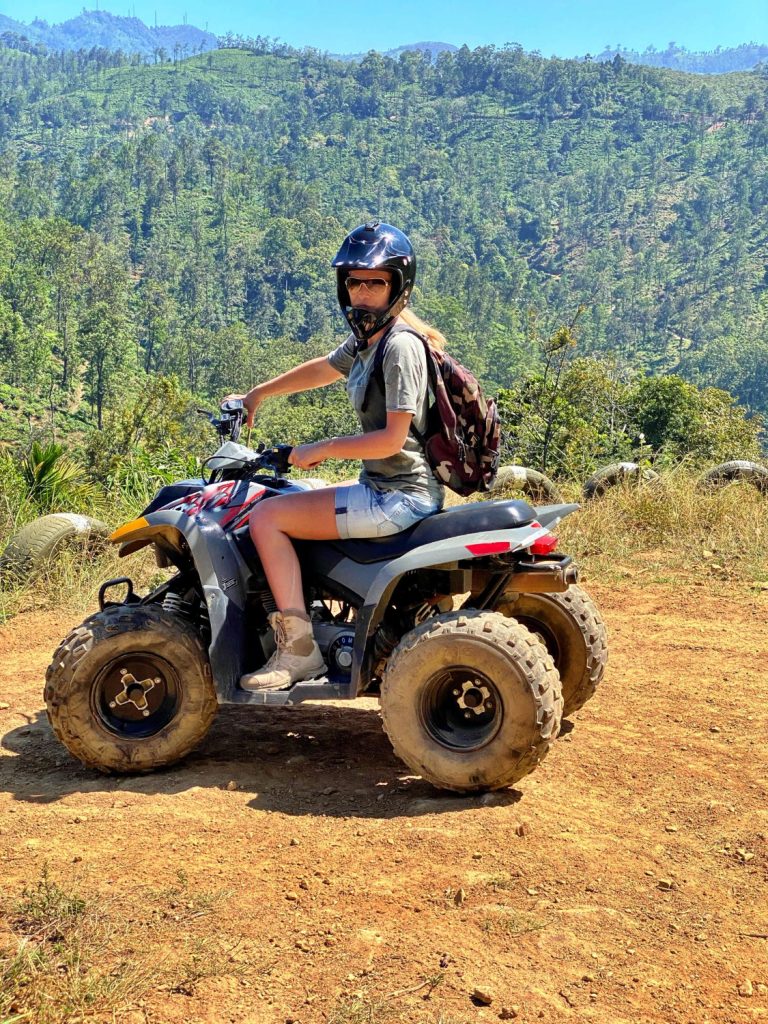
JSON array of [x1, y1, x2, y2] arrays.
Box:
[[332, 221, 416, 347]]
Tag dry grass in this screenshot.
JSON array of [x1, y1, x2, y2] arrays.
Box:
[[0, 866, 245, 1024], [1, 867, 158, 1024], [0, 543, 170, 625], [554, 469, 768, 586]]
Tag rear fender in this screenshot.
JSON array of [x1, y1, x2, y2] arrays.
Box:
[[532, 503, 580, 529], [348, 521, 560, 695], [110, 508, 251, 698]]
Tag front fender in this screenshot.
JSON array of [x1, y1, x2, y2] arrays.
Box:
[[111, 509, 251, 699]]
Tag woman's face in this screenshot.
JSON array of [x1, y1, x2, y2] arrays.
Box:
[[345, 268, 393, 313]]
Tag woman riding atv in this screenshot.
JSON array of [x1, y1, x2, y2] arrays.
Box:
[[224, 221, 447, 691]]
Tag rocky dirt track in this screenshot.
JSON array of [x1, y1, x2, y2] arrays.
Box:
[[0, 582, 767, 1023]]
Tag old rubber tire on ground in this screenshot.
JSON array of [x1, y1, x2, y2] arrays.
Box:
[[0, 513, 109, 579], [45, 604, 217, 773], [697, 460, 768, 495], [583, 461, 659, 500], [490, 465, 563, 503], [380, 611, 562, 793], [494, 585, 607, 717]]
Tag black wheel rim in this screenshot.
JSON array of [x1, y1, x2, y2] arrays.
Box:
[[92, 653, 182, 738], [419, 666, 502, 752]]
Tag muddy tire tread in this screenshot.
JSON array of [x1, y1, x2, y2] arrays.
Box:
[[380, 611, 562, 793], [45, 604, 216, 774], [583, 462, 659, 500], [496, 585, 607, 716], [490, 465, 563, 503]]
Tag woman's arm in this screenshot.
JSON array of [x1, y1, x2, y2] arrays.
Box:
[[225, 356, 343, 426], [290, 411, 413, 469]]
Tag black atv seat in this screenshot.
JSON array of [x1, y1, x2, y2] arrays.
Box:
[[329, 498, 536, 565]]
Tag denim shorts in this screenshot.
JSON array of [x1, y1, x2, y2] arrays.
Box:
[[335, 483, 441, 540]]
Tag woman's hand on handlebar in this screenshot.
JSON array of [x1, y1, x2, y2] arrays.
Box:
[[221, 387, 263, 428], [289, 440, 334, 471]]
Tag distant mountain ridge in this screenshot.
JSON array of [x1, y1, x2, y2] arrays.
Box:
[[592, 41, 768, 74], [335, 41, 459, 62], [0, 10, 218, 56], [0, 10, 765, 73]]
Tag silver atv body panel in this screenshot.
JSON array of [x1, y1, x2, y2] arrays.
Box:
[[124, 468, 578, 706]]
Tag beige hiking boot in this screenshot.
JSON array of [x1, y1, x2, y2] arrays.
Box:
[[240, 609, 326, 691]]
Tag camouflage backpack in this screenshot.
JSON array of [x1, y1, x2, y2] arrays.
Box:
[[364, 327, 501, 496]]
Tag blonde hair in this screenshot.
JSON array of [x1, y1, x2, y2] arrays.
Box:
[[399, 307, 447, 351]]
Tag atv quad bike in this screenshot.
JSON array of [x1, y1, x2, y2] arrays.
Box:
[[46, 401, 606, 792]]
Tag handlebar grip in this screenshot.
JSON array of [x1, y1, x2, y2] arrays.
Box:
[[259, 444, 293, 474]]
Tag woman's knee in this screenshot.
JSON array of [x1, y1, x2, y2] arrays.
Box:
[[248, 500, 280, 539]]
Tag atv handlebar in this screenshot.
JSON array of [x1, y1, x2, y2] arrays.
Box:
[[197, 399, 246, 443], [198, 401, 294, 480], [255, 443, 294, 475]]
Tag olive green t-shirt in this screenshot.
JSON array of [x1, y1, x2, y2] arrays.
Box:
[[327, 323, 445, 505]]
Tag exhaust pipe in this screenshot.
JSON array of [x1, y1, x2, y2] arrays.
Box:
[[508, 556, 579, 594]]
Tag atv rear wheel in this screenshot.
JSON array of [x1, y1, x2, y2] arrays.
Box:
[[380, 612, 562, 793], [494, 585, 607, 717], [45, 604, 217, 773]]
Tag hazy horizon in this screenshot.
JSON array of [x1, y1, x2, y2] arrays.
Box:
[[1, 1, 766, 59]]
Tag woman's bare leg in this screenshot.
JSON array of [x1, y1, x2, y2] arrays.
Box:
[[248, 486, 341, 612]]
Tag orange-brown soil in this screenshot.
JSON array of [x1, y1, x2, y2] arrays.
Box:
[[1, 582, 766, 1023]]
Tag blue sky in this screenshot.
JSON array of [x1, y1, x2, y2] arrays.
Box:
[[2, 1, 767, 56]]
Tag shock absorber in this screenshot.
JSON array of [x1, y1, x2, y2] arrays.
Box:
[[372, 620, 399, 676], [162, 592, 193, 619]]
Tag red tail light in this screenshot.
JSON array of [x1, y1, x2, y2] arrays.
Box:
[[465, 541, 511, 555], [529, 534, 558, 555]]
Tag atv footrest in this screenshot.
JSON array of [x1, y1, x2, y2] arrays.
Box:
[[226, 679, 352, 706]]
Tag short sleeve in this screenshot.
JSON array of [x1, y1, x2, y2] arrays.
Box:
[[327, 334, 357, 377], [381, 333, 426, 414]]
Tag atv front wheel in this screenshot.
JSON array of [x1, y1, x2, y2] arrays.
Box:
[[45, 604, 217, 773], [494, 585, 607, 717], [380, 612, 562, 793]]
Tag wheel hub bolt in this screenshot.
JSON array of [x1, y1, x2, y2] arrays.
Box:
[[455, 679, 493, 717]]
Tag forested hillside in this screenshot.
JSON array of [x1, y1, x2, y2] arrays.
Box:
[[0, 39, 767, 449]]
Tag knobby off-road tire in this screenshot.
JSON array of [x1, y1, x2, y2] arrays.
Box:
[[45, 604, 217, 773], [494, 585, 607, 717], [0, 513, 109, 580], [583, 462, 659, 500], [490, 465, 563, 504], [697, 460, 768, 496], [380, 611, 562, 793]]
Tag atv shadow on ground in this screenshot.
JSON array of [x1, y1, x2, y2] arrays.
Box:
[[0, 703, 526, 817]]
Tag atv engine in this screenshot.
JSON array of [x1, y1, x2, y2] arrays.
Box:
[[312, 622, 356, 682]]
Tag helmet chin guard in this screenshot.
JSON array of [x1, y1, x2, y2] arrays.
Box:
[[345, 287, 413, 348], [332, 221, 416, 347]]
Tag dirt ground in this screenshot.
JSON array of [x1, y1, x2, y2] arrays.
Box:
[[0, 581, 767, 1024]]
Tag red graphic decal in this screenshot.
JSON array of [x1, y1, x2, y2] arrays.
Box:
[[160, 481, 266, 528], [220, 488, 266, 529]]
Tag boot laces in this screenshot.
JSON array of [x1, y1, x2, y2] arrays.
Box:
[[273, 615, 288, 650], [260, 612, 288, 669]]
